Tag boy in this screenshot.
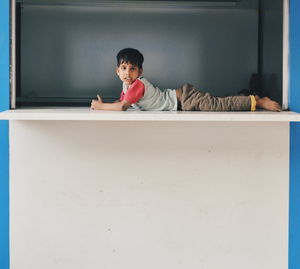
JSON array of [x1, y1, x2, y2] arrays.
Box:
[[91, 48, 281, 112]]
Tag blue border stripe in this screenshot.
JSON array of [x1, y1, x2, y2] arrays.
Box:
[[289, 1, 300, 269], [289, 123, 300, 269], [0, 0, 10, 269], [289, 0, 300, 113]]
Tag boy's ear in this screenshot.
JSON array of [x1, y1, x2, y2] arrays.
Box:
[[116, 66, 119, 75], [139, 68, 143, 75]]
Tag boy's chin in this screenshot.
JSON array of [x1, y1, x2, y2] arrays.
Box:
[[123, 80, 134, 85]]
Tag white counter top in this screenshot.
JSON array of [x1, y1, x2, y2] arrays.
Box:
[[1, 108, 300, 121]]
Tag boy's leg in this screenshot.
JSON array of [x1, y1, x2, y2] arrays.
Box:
[[179, 84, 252, 111]]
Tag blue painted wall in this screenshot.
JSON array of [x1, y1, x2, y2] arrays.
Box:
[[0, 0, 10, 268], [289, 0, 300, 269], [290, 0, 300, 113], [289, 123, 300, 269]]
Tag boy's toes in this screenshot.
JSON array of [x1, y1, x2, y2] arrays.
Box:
[[272, 102, 282, 112]]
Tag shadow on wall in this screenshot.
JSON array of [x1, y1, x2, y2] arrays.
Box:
[[263, 73, 282, 103]]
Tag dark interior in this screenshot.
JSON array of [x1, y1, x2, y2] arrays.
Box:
[[15, 0, 283, 107]]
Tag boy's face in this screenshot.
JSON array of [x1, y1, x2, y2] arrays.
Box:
[[116, 61, 143, 86]]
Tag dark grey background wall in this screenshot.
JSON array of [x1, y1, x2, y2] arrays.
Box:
[[19, 1, 263, 103]]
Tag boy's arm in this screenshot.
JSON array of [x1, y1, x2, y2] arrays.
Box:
[[91, 95, 131, 111]]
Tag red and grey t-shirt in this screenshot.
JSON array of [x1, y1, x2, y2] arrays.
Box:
[[120, 77, 177, 111]]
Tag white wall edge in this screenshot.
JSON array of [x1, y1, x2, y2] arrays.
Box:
[[10, 0, 16, 109], [1, 109, 300, 121], [282, 0, 289, 110]]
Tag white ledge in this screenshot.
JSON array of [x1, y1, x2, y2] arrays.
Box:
[[0, 108, 300, 122]]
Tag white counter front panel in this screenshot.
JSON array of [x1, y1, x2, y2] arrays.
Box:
[[10, 121, 289, 269]]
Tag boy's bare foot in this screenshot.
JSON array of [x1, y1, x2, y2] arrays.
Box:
[[255, 96, 282, 112]]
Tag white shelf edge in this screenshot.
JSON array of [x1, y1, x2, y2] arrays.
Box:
[[1, 108, 300, 122]]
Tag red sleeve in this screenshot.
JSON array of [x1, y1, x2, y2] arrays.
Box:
[[122, 79, 145, 104], [120, 91, 125, 101]]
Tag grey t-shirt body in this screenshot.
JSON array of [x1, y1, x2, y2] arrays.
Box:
[[122, 77, 178, 111]]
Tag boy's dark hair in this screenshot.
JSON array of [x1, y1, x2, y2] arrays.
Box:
[[117, 48, 144, 69]]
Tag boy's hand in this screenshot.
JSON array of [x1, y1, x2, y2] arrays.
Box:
[[91, 94, 103, 110], [90, 94, 131, 111], [97, 95, 102, 102]]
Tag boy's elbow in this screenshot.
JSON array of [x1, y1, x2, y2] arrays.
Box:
[[121, 101, 130, 111]]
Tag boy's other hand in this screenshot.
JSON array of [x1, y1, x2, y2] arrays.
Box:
[[91, 94, 103, 110]]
